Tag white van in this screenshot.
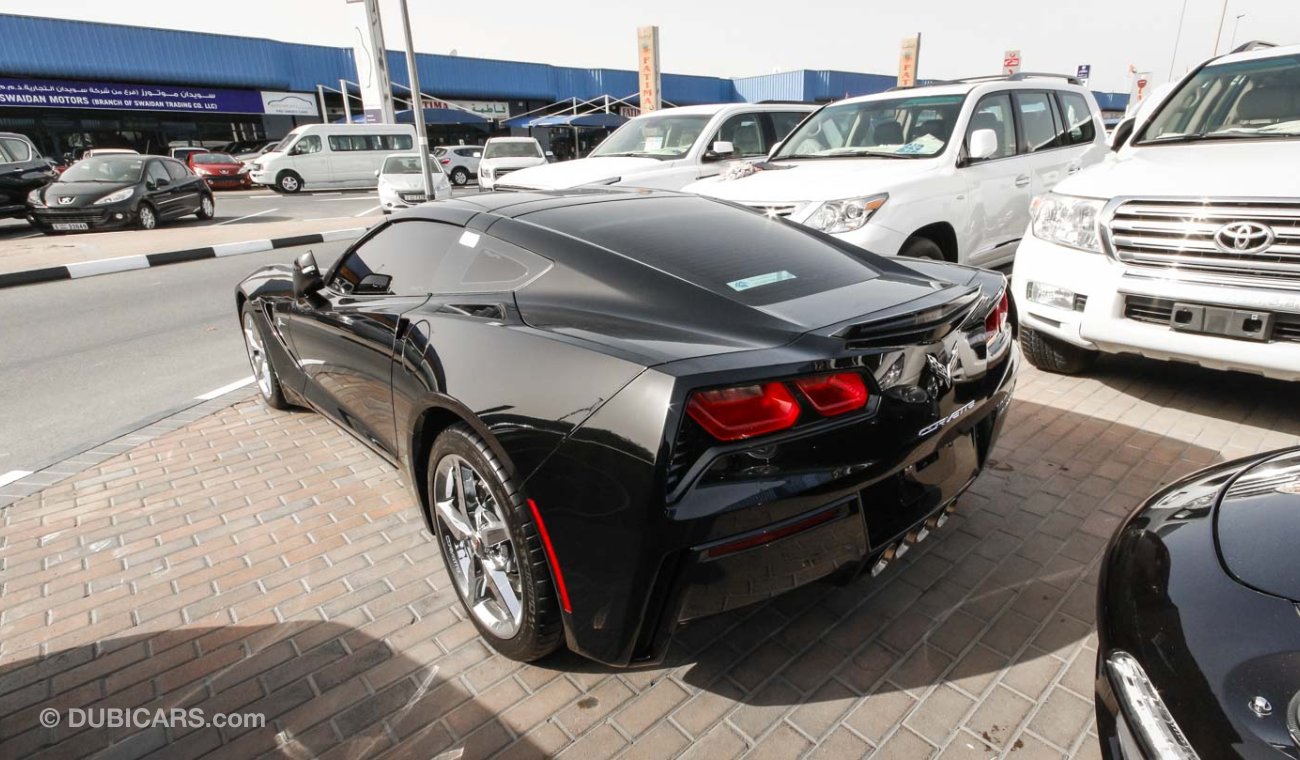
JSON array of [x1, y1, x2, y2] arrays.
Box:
[[249, 123, 418, 193], [496, 103, 814, 192]]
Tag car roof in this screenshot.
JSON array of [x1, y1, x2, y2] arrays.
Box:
[[638, 102, 815, 118], [486, 136, 540, 143], [834, 77, 1091, 107], [1211, 42, 1300, 65]]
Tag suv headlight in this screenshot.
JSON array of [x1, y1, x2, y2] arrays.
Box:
[[1107, 651, 1198, 759], [1031, 193, 1105, 252], [804, 194, 888, 234], [94, 187, 134, 205]]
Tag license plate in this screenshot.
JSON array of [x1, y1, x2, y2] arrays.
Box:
[[52, 222, 88, 231], [1169, 302, 1273, 341]]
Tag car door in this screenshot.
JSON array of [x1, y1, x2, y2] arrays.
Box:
[[163, 158, 202, 214], [143, 160, 184, 219], [959, 91, 1027, 266], [286, 134, 330, 187], [1011, 91, 1076, 216], [1052, 90, 1107, 178], [287, 219, 461, 456]]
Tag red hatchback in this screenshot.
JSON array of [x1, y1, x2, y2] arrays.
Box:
[[187, 152, 252, 190]]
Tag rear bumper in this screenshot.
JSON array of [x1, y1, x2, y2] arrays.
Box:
[[202, 175, 251, 189], [1013, 235, 1300, 380], [536, 345, 1017, 666]]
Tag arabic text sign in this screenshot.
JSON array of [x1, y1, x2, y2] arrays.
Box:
[[637, 26, 661, 113], [898, 35, 921, 88], [0, 77, 265, 114], [1003, 49, 1022, 76]]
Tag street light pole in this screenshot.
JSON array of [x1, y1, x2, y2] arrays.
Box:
[[397, 0, 434, 199], [1231, 13, 1246, 49], [1168, 0, 1190, 80], [1212, 0, 1229, 55]]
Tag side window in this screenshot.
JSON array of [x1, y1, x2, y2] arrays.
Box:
[[712, 113, 767, 157], [435, 232, 553, 294], [0, 137, 32, 162], [1014, 92, 1065, 153], [966, 93, 1016, 160], [1056, 92, 1097, 145], [381, 134, 413, 151], [146, 161, 170, 186], [290, 135, 321, 155], [331, 220, 461, 296], [164, 159, 191, 181], [769, 111, 808, 143]]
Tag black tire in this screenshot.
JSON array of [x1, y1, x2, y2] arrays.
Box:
[[1020, 326, 1099, 375], [276, 171, 303, 194], [450, 167, 470, 186], [137, 203, 158, 230], [240, 304, 291, 410], [899, 236, 945, 261], [196, 193, 215, 220], [427, 424, 562, 662]]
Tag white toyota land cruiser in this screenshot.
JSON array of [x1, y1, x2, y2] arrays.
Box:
[[1014, 42, 1300, 381], [687, 74, 1108, 268]]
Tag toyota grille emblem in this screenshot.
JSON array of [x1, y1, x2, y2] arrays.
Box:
[[1214, 221, 1275, 255]]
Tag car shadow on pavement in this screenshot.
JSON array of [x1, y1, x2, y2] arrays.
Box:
[[537, 388, 1297, 749], [0, 622, 535, 759]]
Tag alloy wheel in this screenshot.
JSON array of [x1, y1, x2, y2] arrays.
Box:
[[139, 206, 156, 230], [433, 453, 524, 639], [201, 196, 214, 217], [242, 312, 273, 399], [280, 175, 299, 192]]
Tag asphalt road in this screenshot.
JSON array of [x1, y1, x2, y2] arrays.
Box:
[[0, 239, 350, 476]]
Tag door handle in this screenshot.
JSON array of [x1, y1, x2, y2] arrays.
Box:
[[1014, 175, 1031, 188], [1066, 164, 1081, 175]]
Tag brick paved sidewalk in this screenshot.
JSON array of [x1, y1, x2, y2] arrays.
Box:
[[2, 358, 1297, 760]]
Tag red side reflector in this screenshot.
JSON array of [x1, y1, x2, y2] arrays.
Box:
[[527, 499, 572, 613], [703, 506, 843, 559], [792, 372, 869, 416], [686, 382, 800, 441]]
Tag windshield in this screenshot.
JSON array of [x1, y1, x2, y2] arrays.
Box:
[[1140, 54, 1300, 144], [62, 156, 145, 183], [483, 141, 542, 159], [774, 95, 966, 159], [589, 114, 712, 160], [192, 153, 237, 164]]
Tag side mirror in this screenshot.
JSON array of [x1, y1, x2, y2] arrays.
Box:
[[702, 140, 736, 162], [967, 129, 999, 161], [155, 177, 170, 188], [1110, 118, 1136, 151], [374, 169, 381, 178], [293, 250, 324, 299]]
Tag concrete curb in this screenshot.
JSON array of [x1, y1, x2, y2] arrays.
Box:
[[0, 226, 367, 290], [0, 386, 259, 510]]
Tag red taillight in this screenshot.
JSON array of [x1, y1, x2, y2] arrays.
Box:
[[687, 382, 800, 441], [792, 372, 869, 416], [985, 291, 1010, 341], [439, 157, 451, 164]]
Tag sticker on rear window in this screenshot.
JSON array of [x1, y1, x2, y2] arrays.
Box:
[[727, 271, 796, 292]]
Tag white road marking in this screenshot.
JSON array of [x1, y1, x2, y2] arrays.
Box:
[[217, 208, 278, 226], [195, 376, 255, 400], [354, 205, 381, 217], [213, 240, 272, 257], [0, 470, 33, 487], [67, 255, 150, 278], [316, 196, 379, 202]]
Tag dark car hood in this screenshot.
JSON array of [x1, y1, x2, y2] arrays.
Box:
[[1216, 448, 1300, 601], [37, 181, 134, 207]]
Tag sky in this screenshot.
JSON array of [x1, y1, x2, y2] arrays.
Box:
[[5, 0, 1299, 94]]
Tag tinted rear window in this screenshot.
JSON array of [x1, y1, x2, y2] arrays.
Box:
[[523, 196, 879, 306]]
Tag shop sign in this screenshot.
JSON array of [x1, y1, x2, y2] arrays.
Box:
[[0, 77, 265, 114], [261, 91, 318, 117]]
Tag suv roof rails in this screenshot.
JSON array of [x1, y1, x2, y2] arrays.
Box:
[[1228, 40, 1278, 54], [951, 72, 1083, 85]]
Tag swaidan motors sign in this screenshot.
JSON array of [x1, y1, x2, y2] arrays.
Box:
[[637, 26, 661, 113], [346, 0, 396, 123], [1003, 49, 1022, 76], [897, 35, 921, 88], [0, 77, 264, 113]]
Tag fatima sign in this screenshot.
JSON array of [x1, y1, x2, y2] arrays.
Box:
[[637, 26, 662, 113], [898, 34, 922, 88]]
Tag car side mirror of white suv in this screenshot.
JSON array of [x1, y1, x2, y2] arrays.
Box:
[[968, 129, 999, 161]]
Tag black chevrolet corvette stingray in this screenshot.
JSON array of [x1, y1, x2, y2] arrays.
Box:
[[235, 189, 1017, 665]]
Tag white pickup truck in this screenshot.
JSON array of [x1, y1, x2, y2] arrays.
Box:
[[1013, 42, 1300, 380]]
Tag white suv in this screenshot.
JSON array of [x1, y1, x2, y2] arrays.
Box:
[[687, 75, 1108, 268], [496, 103, 814, 192], [1014, 43, 1300, 381]]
